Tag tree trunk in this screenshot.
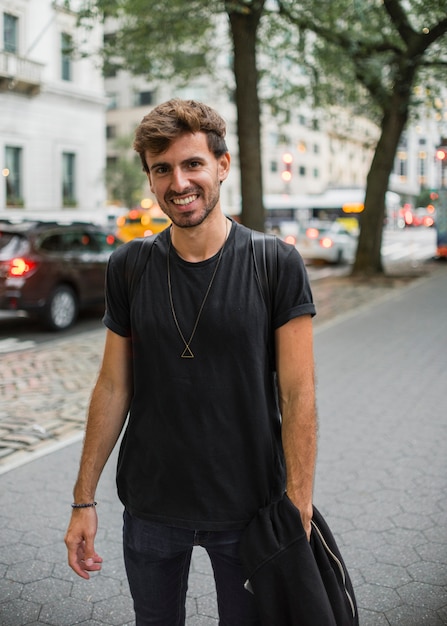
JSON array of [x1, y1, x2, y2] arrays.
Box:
[[352, 86, 411, 276], [227, 2, 265, 231]]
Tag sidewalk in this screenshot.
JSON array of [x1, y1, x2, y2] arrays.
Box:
[[1, 263, 446, 625]]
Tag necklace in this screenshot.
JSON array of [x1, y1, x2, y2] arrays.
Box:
[[167, 219, 230, 358]]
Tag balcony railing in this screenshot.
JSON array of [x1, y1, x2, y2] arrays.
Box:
[[0, 51, 44, 95]]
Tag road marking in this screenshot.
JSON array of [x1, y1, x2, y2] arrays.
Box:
[[0, 338, 36, 353]]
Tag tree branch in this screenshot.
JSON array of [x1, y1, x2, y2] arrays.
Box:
[[276, 0, 402, 58], [382, 0, 414, 44]]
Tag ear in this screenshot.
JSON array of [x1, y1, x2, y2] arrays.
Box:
[[218, 152, 231, 183]]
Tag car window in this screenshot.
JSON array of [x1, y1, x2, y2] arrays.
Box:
[[37, 228, 121, 255], [62, 230, 101, 253], [0, 232, 28, 258], [125, 215, 142, 224], [39, 233, 64, 252], [337, 227, 352, 236], [92, 231, 122, 252]]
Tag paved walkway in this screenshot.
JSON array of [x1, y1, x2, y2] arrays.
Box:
[[1, 263, 446, 625]]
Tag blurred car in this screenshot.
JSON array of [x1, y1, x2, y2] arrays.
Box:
[[414, 207, 436, 228], [0, 219, 122, 330], [395, 205, 436, 228], [267, 220, 300, 246], [296, 221, 358, 264], [116, 206, 171, 242]]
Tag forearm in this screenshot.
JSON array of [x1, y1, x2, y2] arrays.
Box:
[[275, 316, 317, 528], [73, 376, 131, 502], [281, 390, 317, 516], [279, 370, 317, 541]]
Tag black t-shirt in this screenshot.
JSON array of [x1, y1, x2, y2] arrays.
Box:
[[103, 220, 316, 530]]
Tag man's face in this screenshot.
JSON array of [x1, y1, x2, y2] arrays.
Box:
[[145, 132, 230, 229]]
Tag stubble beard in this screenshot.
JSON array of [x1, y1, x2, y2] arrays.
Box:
[[160, 182, 221, 229]]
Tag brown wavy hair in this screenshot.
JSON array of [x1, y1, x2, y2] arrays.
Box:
[[133, 99, 228, 173]]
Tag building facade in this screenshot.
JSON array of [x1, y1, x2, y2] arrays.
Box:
[[392, 95, 447, 204], [0, 0, 106, 215]]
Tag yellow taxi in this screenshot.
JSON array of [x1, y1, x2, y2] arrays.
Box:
[[116, 205, 171, 242]]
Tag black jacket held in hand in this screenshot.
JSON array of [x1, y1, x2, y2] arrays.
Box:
[[240, 495, 358, 626]]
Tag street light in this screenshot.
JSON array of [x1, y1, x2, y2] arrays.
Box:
[[281, 152, 293, 183], [436, 145, 447, 189], [436, 148, 447, 161]]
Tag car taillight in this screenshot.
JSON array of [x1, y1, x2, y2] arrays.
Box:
[[284, 235, 297, 246], [8, 258, 38, 277], [404, 210, 413, 225], [306, 227, 319, 239], [320, 237, 334, 249]]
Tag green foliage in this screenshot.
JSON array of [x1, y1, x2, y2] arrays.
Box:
[[272, 0, 447, 120], [78, 0, 446, 130], [78, 0, 218, 81]]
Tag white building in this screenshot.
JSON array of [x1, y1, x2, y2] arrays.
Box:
[[0, 0, 106, 216], [391, 95, 447, 203]]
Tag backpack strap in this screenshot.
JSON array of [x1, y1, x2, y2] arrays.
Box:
[[251, 230, 278, 369], [125, 234, 158, 305], [250, 230, 278, 319]]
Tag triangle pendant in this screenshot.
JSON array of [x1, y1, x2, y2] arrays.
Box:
[[181, 346, 194, 358]]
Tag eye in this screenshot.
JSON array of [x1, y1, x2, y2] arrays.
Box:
[[153, 165, 168, 175], [189, 160, 202, 168]]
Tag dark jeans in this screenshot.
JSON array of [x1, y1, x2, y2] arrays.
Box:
[[123, 510, 261, 626]]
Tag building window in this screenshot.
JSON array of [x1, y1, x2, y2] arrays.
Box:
[[106, 125, 117, 139], [3, 13, 18, 53], [106, 93, 118, 110], [103, 61, 118, 78], [61, 33, 73, 81], [62, 152, 76, 206], [4, 146, 23, 206], [396, 151, 407, 180], [418, 151, 427, 184], [299, 165, 306, 177], [134, 90, 154, 107], [270, 161, 278, 173]]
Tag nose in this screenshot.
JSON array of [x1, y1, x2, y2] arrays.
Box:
[[170, 167, 190, 193]]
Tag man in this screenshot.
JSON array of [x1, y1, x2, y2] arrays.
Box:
[[65, 99, 317, 625]]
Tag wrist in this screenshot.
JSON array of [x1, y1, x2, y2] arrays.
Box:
[[71, 501, 97, 509]]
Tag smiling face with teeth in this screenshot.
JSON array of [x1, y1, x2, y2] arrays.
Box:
[[145, 132, 230, 229]]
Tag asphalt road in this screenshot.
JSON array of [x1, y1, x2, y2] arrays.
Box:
[[0, 306, 105, 348]]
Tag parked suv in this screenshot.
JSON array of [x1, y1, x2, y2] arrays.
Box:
[[0, 219, 122, 330]]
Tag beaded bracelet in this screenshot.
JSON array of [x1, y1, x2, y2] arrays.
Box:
[[71, 501, 97, 509]]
